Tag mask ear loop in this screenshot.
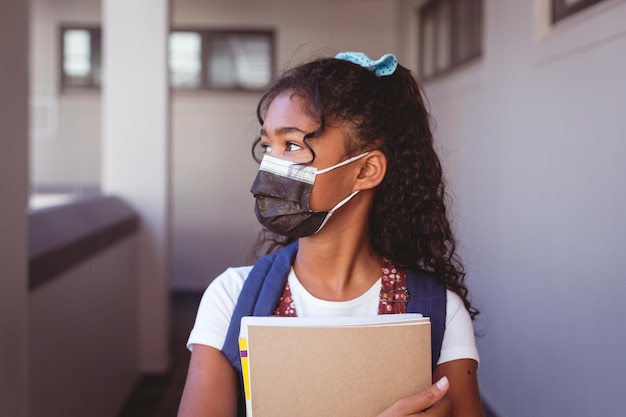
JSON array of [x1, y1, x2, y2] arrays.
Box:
[[310, 151, 369, 234], [312, 190, 361, 234], [316, 152, 369, 174]]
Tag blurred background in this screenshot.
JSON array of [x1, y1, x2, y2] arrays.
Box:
[[1, 0, 625, 416]]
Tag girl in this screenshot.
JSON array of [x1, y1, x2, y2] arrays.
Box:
[[178, 52, 484, 417]]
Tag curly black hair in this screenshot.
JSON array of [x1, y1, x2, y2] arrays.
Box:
[[251, 56, 478, 319]]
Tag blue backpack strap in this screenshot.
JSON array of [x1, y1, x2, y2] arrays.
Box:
[[222, 241, 299, 372], [406, 269, 447, 371], [223, 244, 445, 377]]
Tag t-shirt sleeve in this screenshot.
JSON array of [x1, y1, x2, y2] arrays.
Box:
[[437, 290, 480, 365], [186, 266, 253, 351]]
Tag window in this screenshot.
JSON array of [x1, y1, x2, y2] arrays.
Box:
[[60, 27, 102, 89], [168, 30, 275, 91], [418, 0, 482, 80], [169, 32, 203, 88], [552, 0, 606, 22], [59, 27, 275, 92]]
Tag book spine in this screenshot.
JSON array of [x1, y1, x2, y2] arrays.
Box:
[[239, 337, 253, 416]]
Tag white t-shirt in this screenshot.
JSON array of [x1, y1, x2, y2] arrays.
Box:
[[188, 266, 479, 366]]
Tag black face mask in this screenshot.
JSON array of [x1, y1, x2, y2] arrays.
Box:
[[250, 153, 368, 238]]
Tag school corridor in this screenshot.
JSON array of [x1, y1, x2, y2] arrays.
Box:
[[2, 1, 626, 416]]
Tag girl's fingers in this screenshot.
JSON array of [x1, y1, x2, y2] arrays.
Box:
[[378, 376, 449, 416]]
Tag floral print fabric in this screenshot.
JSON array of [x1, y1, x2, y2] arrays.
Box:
[[273, 258, 408, 316], [273, 281, 298, 317]]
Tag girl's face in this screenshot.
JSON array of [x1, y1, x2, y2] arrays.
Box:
[[260, 92, 361, 212]]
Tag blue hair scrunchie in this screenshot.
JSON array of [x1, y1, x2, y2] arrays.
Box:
[[334, 52, 398, 76]]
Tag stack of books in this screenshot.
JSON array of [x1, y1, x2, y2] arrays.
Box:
[[238, 314, 432, 417]]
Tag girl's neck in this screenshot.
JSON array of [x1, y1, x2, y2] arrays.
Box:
[[292, 203, 382, 301]]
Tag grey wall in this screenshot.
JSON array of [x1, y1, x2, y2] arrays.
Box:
[[424, 1, 626, 415], [0, 0, 30, 415], [30, 238, 138, 417]]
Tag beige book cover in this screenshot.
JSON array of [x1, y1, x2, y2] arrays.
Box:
[[239, 314, 431, 417]]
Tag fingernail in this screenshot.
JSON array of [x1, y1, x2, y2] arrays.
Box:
[[436, 376, 449, 390]]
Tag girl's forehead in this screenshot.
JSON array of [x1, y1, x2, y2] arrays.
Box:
[[264, 94, 317, 130]]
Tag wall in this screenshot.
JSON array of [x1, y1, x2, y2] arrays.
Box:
[[421, 1, 626, 415], [102, 0, 171, 373], [30, 237, 138, 417], [0, 0, 30, 415], [30, 0, 102, 187]]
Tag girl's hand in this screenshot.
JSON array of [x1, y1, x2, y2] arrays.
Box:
[[376, 377, 451, 417]]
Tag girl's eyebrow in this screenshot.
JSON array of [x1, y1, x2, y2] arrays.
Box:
[[260, 127, 308, 137]]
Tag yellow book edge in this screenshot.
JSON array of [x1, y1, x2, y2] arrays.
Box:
[[239, 337, 252, 404]]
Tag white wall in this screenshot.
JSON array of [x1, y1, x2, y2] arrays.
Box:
[[422, 1, 626, 416], [0, 0, 30, 415], [30, 238, 138, 417], [30, 0, 102, 187], [102, 0, 171, 373]]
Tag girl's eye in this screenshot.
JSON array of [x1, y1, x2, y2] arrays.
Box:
[[286, 142, 303, 152], [259, 143, 272, 153]]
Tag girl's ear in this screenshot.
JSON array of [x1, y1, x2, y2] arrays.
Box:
[[354, 150, 387, 191]]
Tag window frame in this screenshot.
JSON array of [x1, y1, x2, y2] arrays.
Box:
[[418, 0, 483, 81], [58, 26, 276, 92], [59, 25, 102, 90], [552, 0, 606, 23], [169, 28, 276, 92]]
